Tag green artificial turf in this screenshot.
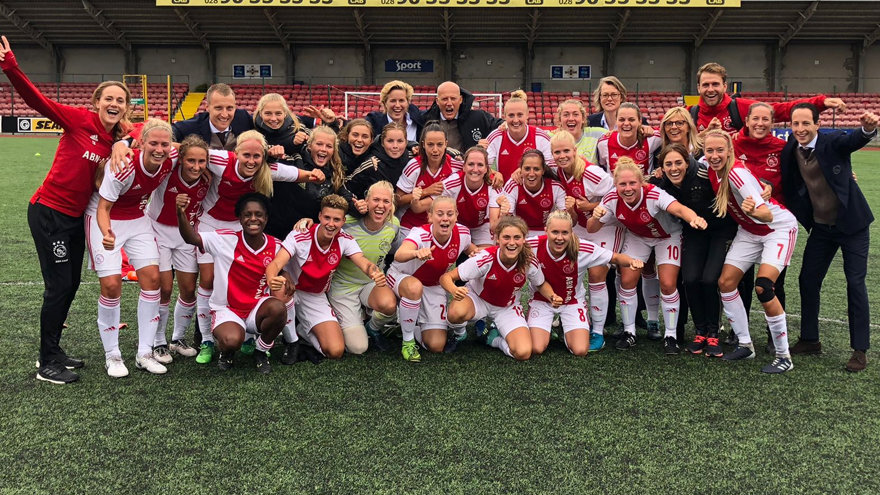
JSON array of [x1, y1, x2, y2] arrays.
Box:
[[1, 136, 879, 494]]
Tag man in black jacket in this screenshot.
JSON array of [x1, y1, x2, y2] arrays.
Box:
[[172, 83, 254, 149], [421, 81, 503, 152], [781, 103, 878, 371]]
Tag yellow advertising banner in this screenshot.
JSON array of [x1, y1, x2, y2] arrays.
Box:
[[16, 118, 63, 133], [159, 0, 739, 7]]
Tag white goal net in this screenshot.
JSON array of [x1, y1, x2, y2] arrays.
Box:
[[344, 91, 504, 120]]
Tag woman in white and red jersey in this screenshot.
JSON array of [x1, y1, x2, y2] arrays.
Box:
[[86, 119, 177, 378], [0, 36, 132, 383], [486, 90, 553, 181], [395, 122, 462, 238], [527, 211, 641, 356], [440, 146, 500, 247], [596, 102, 662, 175], [494, 150, 566, 237], [146, 135, 212, 363], [550, 131, 623, 348], [703, 130, 799, 374], [266, 195, 387, 360], [588, 158, 707, 353], [387, 196, 476, 361], [194, 130, 321, 364], [442, 216, 561, 361], [177, 192, 287, 374]]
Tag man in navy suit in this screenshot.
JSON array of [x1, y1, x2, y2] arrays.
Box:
[[781, 103, 878, 371], [172, 83, 254, 149]]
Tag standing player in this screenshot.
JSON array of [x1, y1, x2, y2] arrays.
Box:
[[266, 195, 387, 360], [87, 119, 178, 377], [596, 103, 662, 175], [387, 196, 475, 360], [550, 131, 622, 350], [704, 130, 799, 374], [486, 90, 553, 181], [177, 192, 287, 373], [588, 158, 707, 353], [441, 146, 500, 247], [147, 135, 212, 362], [1, 35, 132, 383], [441, 217, 561, 361], [527, 211, 641, 356], [495, 150, 566, 237]]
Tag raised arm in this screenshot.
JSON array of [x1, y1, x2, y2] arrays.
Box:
[[666, 200, 707, 230], [0, 35, 75, 129]]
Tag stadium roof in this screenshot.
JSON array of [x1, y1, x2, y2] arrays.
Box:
[[0, 0, 878, 48]]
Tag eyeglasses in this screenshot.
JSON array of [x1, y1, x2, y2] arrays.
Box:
[[664, 120, 687, 128], [600, 93, 621, 100]]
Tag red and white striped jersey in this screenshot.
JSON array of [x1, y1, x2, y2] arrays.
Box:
[[147, 167, 211, 228], [596, 130, 662, 174], [203, 150, 301, 222], [556, 165, 614, 228], [389, 223, 471, 286], [707, 163, 797, 236], [457, 246, 544, 307], [527, 235, 613, 305], [597, 184, 680, 239], [486, 125, 554, 181], [281, 223, 363, 294], [442, 172, 499, 229], [499, 178, 566, 232], [396, 155, 462, 229], [90, 148, 178, 220], [201, 229, 281, 318]]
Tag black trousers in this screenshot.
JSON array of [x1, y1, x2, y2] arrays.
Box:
[[798, 224, 870, 350], [680, 226, 735, 334], [27, 202, 85, 365]]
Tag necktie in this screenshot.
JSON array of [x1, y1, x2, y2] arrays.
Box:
[[799, 146, 812, 161], [216, 131, 229, 146]]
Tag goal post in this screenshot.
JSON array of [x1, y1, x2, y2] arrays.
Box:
[[344, 91, 504, 120]]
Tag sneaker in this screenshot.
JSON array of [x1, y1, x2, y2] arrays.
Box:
[[105, 356, 129, 378], [240, 338, 256, 356], [615, 333, 636, 350], [610, 328, 626, 340], [36, 363, 79, 384], [169, 339, 198, 357], [687, 335, 707, 354], [761, 356, 794, 374], [217, 351, 234, 371], [663, 336, 680, 355], [366, 326, 391, 352], [550, 314, 562, 340], [254, 350, 272, 374], [704, 335, 724, 358], [196, 341, 215, 364], [473, 319, 488, 339], [35, 355, 85, 370], [280, 340, 299, 365], [135, 353, 168, 374], [722, 344, 755, 361], [588, 333, 605, 353], [401, 340, 421, 362], [152, 345, 173, 365], [483, 324, 501, 347], [646, 321, 661, 340], [443, 332, 467, 353]]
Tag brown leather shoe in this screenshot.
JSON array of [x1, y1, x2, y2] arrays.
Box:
[[845, 350, 867, 372], [790, 339, 822, 355]]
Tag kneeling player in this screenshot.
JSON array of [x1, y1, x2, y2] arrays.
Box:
[[177, 192, 287, 374]]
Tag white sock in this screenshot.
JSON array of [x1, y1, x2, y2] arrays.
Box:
[[154, 302, 170, 346], [196, 287, 214, 343], [618, 286, 638, 335], [660, 290, 680, 338], [282, 298, 298, 343], [172, 297, 196, 341], [399, 297, 421, 342], [494, 336, 513, 358], [98, 295, 121, 359], [256, 335, 274, 353], [137, 289, 161, 357], [642, 273, 660, 322], [766, 313, 790, 356], [305, 331, 324, 356], [720, 289, 752, 345], [588, 282, 609, 335]]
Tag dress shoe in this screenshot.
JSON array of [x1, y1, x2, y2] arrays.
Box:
[[845, 350, 867, 372], [790, 339, 822, 355]]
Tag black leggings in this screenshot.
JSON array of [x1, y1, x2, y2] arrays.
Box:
[[680, 226, 735, 334]]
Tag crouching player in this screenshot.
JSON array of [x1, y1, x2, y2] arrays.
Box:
[[266, 194, 387, 360], [527, 210, 642, 356], [441, 216, 562, 361], [177, 192, 287, 374]]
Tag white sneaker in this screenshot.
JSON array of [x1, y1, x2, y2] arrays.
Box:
[[152, 345, 173, 364], [169, 339, 198, 357], [105, 356, 129, 378], [135, 353, 168, 374]]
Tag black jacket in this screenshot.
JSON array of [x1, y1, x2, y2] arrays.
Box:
[[365, 103, 424, 140], [421, 87, 503, 150], [649, 158, 734, 234], [344, 140, 414, 201], [780, 129, 876, 234], [172, 109, 254, 143], [254, 114, 309, 158]]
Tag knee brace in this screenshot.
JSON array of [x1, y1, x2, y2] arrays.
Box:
[[755, 277, 776, 303]]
